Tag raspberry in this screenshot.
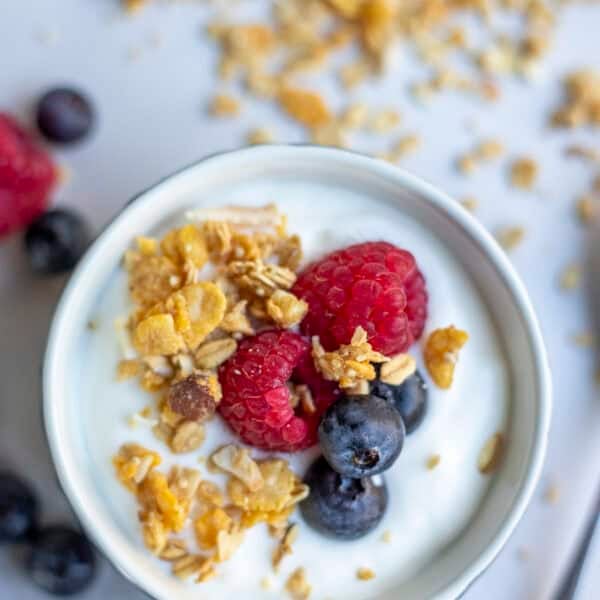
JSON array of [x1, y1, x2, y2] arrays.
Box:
[[292, 241, 428, 356], [218, 330, 340, 452], [0, 114, 57, 237]]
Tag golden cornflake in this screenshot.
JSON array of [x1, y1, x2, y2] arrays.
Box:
[[126, 254, 181, 309], [356, 567, 376, 581], [379, 353, 416, 385], [510, 157, 538, 189], [133, 314, 185, 357], [496, 226, 525, 251], [327, 0, 364, 19], [211, 445, 264, 492], [311, 122, 346, 148], [267, 290, 308, 328], [279, 87, 332, 128], [197, 480, 225, 508], [159, 539, 188, 561], [339, 60, 370, 89], [194, 507, 233, 550], [286, 567, 312, 600], [340, 103, 369, 130], [312, 326, 388, 389], [113, 444, 161, 491], [209, 94, 241, 117], [424, 326, 469, 389], [217, 528, 245, 562], [478, 432, 504, 474], [160, 224, 208, 270], [220, 300, 255, 336], [229, 459, 308, 523]]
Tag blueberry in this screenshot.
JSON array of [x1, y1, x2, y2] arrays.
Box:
[[301, 457, 387, 540], [371, 370, 429, 435], [36, 88, 95, 144], [24, 209, 90, 275], [318, 394, 405, 478], [0, 472, 38, 543], [27, 526, 96, 596]]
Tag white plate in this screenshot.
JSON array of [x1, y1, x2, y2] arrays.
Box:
[[43, 145, 551, 600]]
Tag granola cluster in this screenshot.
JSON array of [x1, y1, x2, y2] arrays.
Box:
[[117, 204, 307, 449], [114, 443, 306, 582]]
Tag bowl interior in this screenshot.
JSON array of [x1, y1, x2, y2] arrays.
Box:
[[44, 145, 550, 600]]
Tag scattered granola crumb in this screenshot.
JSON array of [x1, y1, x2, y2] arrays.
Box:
[[478, 432, 504, 474], [209, 94, 241, 117], [87, 319, 99, 331], [552, 70, 600, 128], [247, 128, 274, 145], [476, 139, 504, 160], [286, 567, 311, 600], [426, 454, 441, 470], [576, 195, 596, 225], [457, 155, 477, 175], [391, 134, 421, 160], [381, 530, 392, 543], [510, 157, 538, 190], [544, 481, 560, 505], [261, 576, 274, 590], [570, 331, 595, 348], [496, 226, 525, 251], [565, 145, 600, 163], [272, 523, 299, 571], [356, 567, 376, 581], [559, 264, 581, 291], [460, 196, 478, 212], [123, 0, 147, 14], [369, 108, 401, 133], [516, 546, 530, 562]]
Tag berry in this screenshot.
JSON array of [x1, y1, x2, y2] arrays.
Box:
[[218, 330, 341, 452], [0, 472, 38, 543], [36, 88, 95, 144], [371, 370, 428, 435], [300, 457, 387, 540], [24, 209, 90, 274], [292, 241, 428, 356], [319, 394, 405, 478], [27, 526, 96, 596], [0, 114, 57, 237]]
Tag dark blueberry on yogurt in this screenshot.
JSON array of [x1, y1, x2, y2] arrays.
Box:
[[301, 456, 388, 540], [371, 370, 429, 434], [318, 394, 405, 478]]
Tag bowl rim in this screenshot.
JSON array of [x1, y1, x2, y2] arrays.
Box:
[[43, 144, 552, 600]]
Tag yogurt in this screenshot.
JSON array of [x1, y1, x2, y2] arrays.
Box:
[[81, 186, 509, 600]]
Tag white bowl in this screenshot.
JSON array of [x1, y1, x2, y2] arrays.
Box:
[[43, 145, 551, 600]]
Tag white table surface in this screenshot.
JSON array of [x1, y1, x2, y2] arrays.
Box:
[[1, 1, 599, 599]]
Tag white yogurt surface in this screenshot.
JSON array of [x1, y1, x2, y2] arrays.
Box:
[[81, 186, 509, 600]]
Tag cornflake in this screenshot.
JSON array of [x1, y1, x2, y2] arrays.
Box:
[[267, 290, 308, 328], [312, 327, 389, 389], [424, 326, 469, 389]]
